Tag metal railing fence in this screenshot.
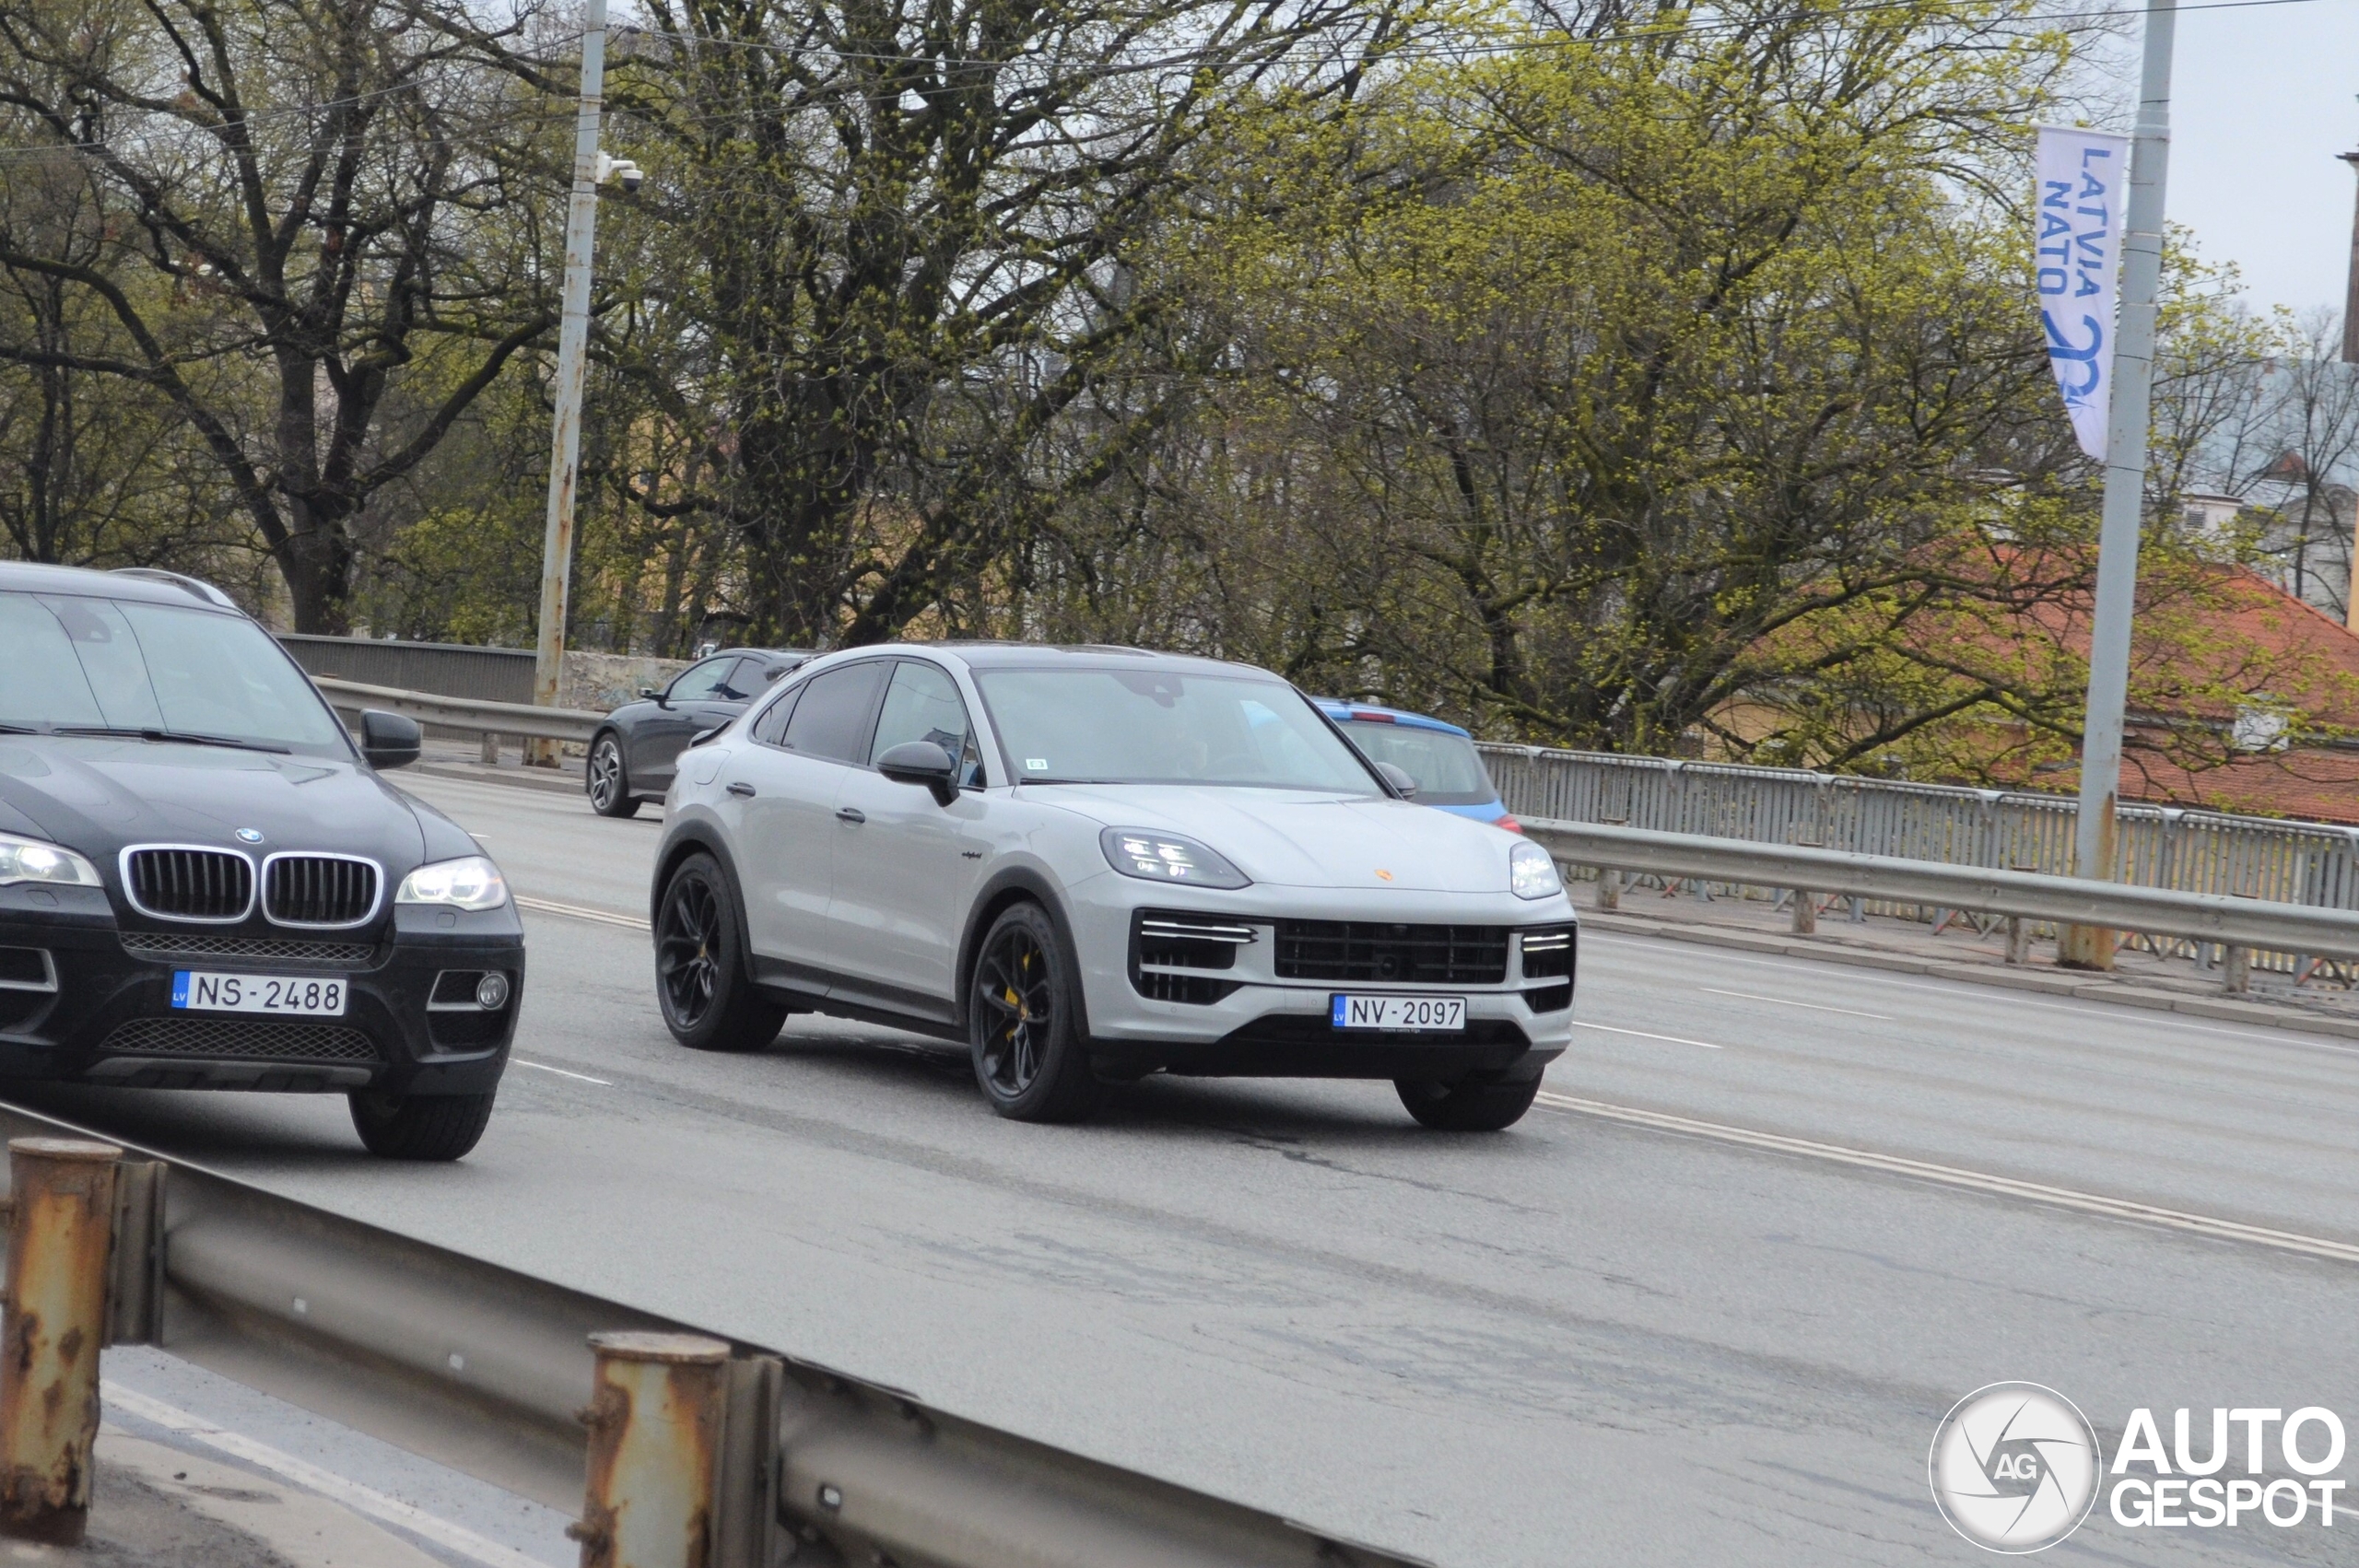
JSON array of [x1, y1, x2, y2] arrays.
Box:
[[1481, 745, 2359, 977], [278, 634, 538, 705]]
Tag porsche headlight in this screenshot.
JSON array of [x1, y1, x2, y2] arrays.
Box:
[[395, 855, 510, 910], [1099, 828, 1250, 890], [1509, 840, 1562, 900], [0, 832, 101, 889]]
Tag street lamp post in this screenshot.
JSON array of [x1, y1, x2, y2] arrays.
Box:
[[2060, 0, 2177, 968], [527, 0, 611, 766]]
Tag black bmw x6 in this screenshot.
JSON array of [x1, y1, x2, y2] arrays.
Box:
[[0, 562, 521, 1160]]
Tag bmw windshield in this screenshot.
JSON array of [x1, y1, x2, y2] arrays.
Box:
[[0, 590, 352, 759], [975, 668, 1382, 793]]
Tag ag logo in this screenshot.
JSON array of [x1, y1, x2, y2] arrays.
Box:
[[1929, 1383, 2102, 1552]]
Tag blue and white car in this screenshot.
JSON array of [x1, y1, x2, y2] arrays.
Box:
[[649, 645, 1574, 1129], [1314, 701, 1519, 833]]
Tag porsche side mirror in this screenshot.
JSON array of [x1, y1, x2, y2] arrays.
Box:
[[877, 740, 959, 806], [358, 709, 422, 770], [1375, 761, 1419, 800], [687, 725, 725, 748], [640, 686, 663, 704]]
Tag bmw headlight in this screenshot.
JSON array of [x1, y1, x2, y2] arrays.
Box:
[[0, 832, 100, 889], [395, 855, 510, 911], [1509, 840, 1562, 900], [1099, 828, 1250, 890]]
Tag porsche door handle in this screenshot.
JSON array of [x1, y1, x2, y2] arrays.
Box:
[[835, 807, 866, 825], [726, 782, 756, 798]]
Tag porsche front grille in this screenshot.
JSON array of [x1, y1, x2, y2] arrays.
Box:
[[1273, 919, 1508, 984]]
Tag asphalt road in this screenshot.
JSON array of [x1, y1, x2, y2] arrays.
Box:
[[18, 771, 2358, 1567]]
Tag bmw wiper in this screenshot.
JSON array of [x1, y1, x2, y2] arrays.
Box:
[[0, 724, 39, 735], [51, 726, 290, 755]]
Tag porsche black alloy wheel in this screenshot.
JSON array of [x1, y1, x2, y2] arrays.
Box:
[[655, 853, 784, 1051], [588, 733, 639, 817], [968, 903, 1099, 1121]]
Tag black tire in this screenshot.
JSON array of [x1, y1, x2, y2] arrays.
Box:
[[348, 1089, 497, 1161], [587, 732, 640, 817], [655, 852, 786, 1051], [968, 902, 1100, 1122], [1394, 1071, 1542, 1131]]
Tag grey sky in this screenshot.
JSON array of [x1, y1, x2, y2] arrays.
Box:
[[2163, 0, 2359, 316]]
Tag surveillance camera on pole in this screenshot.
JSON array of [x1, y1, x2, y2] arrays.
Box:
[[593, 151, 644, 194]]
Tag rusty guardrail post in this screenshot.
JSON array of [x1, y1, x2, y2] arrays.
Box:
[[569, 1331, 732, 1568], [0, 1139, 121, 1544]]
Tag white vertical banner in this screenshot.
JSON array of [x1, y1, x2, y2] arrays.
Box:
[[2035, 126, 2132, 462]]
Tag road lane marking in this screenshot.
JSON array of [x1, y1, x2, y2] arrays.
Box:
[[1571, 1021, 1722, 1050], [1533, 1092, 2359, 1265], [103, 1381, 550, 1568], [514, 1059, 613, 1086], [514, 894, 649, 931], [1698, 987, 1891, 1020]]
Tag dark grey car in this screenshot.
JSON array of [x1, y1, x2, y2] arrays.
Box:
[[585, 649, 810, 817]]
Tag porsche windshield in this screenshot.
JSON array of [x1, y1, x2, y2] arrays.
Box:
[[0, 591, 351, 758], [976, 669, 1381, 792]]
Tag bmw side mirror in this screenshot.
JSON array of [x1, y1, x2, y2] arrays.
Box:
[[639, 685, 660, 700], [358, 709, 422, 770], [877, 740, 959, 806], [1376, 761, 1419, 800]]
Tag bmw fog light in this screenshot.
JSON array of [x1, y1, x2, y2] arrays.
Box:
[[1509, 840, 1563, 900], [475, 972, 511, 1011]]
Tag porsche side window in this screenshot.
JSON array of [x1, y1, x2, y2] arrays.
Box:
[[749, 685, 802, 747], [870, 662, 979, 784], [780, 661, 890, 763]]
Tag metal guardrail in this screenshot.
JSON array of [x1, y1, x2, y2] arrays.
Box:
[[1483, 744, 2359, 977], [1524, 819, 2359, 962], [281, 635, 539, 705], [0, 1099, 1418, 1568], [1480, 745, 2359, 906], [313, 677, 607, 745]]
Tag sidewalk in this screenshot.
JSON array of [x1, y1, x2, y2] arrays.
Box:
[[16, 1431, 452, 1568], [1582, 878, 2359, 1041]]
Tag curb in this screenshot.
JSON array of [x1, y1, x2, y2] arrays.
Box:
[[1579, 909, 2359, 1044]]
